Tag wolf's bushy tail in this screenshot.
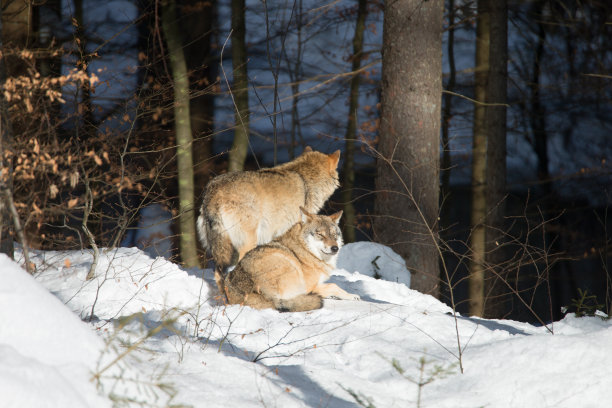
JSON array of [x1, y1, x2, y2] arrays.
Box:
[[274, 294, 323, 312], [227, 290, 323, 312], [196, 213, 208, 248]]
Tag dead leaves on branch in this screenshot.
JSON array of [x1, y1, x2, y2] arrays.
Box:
[[9, 132, 146, 246], [0, 47, 151, 250], [2, 68, 99, 113]]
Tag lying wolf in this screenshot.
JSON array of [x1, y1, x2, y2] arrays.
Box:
[[197, 148, 340, 293], [224, 208, 360, 312]]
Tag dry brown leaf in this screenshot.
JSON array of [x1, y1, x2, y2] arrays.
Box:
[[70, 171, 79, 188], [49, 184, 59, 199], [32, 202, 42, 214]]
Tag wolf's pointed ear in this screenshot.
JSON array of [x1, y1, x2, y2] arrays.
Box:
[[300, 206, 314, 222], [301, 146, 313, 155], [329, 210, 343, 224], [328, 150, 341, 171]]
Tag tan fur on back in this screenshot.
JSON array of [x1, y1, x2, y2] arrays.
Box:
[[225, 210, 360, 312], [197, 149, 340, 294]]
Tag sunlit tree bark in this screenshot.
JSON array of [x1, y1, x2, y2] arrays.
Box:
[[469, 0, 507, 317], [161, 0, 199, 268], [468, 0, 490, 317], [180, 0, 216, 196], [374, 0, 443, 295]]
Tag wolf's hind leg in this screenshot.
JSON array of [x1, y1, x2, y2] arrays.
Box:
[[209, 232, 236, 297], [214, 267, 227, 300], [225, 268, 276, 310]]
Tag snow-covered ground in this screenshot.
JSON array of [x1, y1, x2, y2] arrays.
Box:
[[1, 243, 611, 408]]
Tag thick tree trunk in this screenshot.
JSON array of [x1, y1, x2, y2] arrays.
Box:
[[469, 0, 507, 317], [228, 0, 249, 172], [342, 0, 368, 244], [483, 0, 508, 318], [468, 0, 490, 317], [161, 0, 199, 268], [530, 0, 563, 322], [374, 0, 443, 296]]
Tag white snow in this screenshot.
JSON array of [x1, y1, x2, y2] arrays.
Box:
[[338, 241, 411, 287], [1, 243, 611, 407], [0, 254, 108, 408]]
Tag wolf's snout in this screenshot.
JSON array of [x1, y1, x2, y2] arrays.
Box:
[[330, 246, 339, 254]]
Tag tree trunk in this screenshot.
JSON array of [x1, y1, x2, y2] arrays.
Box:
[[161, 0, 199, 268], [469, 0, 491, 316], [483, 0, 508, 318], [440, 0, 457, 304], [0, 41, 15, 258], [228, 0, 249, 172], [288, 0, 304, 159], [0, 0, 34, 271], [374, 0, 443, 296], [469, 0, 508, 318], [342, 0, 368, 244], [530, 0, 548, 186], [530, 0, 563, 322], [1, 0, 32, 67], [468, 0, 490, 317], [179, 0, 216, 198], [441, 0, 456, 227], [1, 0, 31, 259]]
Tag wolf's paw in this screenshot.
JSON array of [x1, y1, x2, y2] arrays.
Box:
[[331, 293, 361, 301]]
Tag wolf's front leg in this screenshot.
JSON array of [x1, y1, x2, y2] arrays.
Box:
[[313, 283, 360, 301]]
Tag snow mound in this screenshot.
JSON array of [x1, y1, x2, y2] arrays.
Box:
[[31, 247, 209, 320], [3, 244, 611, 407], [0, 254, 109, 407], [338, 241, 411, 287]]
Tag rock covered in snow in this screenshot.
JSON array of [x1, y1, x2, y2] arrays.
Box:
[[337, 241, 411, 287]]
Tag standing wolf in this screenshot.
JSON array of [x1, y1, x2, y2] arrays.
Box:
[[197, 148, 340, 293], [225, 208, 360, 312]]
